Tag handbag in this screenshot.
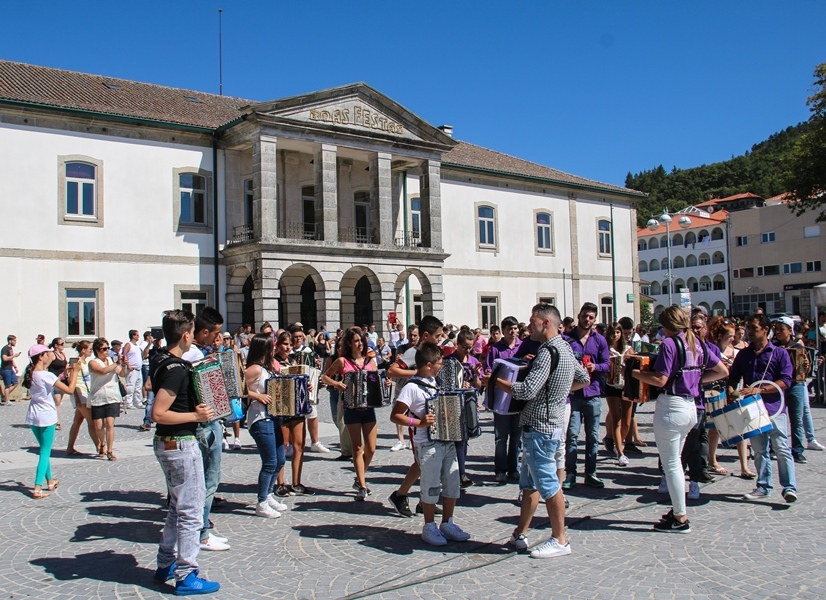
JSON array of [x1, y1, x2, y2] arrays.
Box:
[[117, 378, 127, 398]]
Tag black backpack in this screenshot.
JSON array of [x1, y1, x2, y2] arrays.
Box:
[[649, 336, 709, 400]]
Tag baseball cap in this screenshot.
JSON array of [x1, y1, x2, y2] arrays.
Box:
[[293, 322, 304, 328], [36, 334, 45, 341], [28, 344, 51, 358], [774, 316, 795, 330]]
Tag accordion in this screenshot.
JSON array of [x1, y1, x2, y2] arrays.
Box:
[[191, 355, 233, 421], [284, 364, 321, 404], [787, 347, 809, 383], [342, 370, 384, 409], [436, 355, 465, 391], [622, 354, 653, 404], [607, 348, 625, 389], [427, 392, 466, 442], [485, 358, 530, 414], [265, 374, 310, 417], [217, 350, 243, 401]]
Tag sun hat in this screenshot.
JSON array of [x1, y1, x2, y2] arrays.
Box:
[[28, 344, 51, 358]]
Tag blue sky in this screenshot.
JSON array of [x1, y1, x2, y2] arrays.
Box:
[[2, 1, 823, 187]]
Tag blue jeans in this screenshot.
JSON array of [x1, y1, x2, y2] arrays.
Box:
[[155, 438, 205, 582], [249, 418, 285, 503], [329, 388, 339, 424], [143, 391, 155, 427], [520, 428, 562, 500], [751, 412, 796, 495], [196, 420, 223, 541], [493, 413, 521, 475], [786, 382, 808, 457], [565, 397, 602, 476], [802, 391, 816, 443]]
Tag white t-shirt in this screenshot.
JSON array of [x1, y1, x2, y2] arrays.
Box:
[[395, 375, 437, 444], [181, 345, 207, 363], [139, 341, 150, 366], [25, 371, 59, 427], [367, 331, 378, 345]]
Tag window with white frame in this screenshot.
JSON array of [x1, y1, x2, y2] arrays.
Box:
[[807, 260, 822, 272], [598, 220, 612, 256], [536, 212, 554, 252], [783, 262, 803, 274], [65, 162, 96, 218], [411, 197, 422, 241], [354, 191, 371, 243], [180, 291, 208, 315], [538, 296, 556, 306], [600, 297, 614, 324], [804, 225, 820, 238], [761, 232, 776, 243], [66, 289, 98, 337], [477, 206, 496, 247], [757, 265, 780, 277], [736, 236, 748, 246], [179, 172, 207, 225], [480, 296, 499, 330]]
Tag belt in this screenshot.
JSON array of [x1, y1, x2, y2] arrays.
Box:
[[154, 435, 196, 442]]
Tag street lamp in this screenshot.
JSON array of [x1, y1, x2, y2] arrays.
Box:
[[647, 210, 692, 306]]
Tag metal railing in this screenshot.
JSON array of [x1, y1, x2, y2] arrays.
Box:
[[394, 233, 423, 248], [226, 224, 254, 246], [339, 227, 375, 244], [277, 222, 319, 241]]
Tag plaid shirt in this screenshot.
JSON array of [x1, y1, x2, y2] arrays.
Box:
[[511, 335, 590, 434]]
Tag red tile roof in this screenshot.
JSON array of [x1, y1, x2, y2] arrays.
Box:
[[695, 192, 763, 208], [636, 210, 728, 236]]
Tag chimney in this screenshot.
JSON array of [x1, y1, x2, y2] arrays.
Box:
[[438, 124, 453, 138]]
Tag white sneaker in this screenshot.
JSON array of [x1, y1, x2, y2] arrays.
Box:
[[687, 481, 700, 500], [208, 531, 228, 543], [404, 440, 411, 450], [743, 488, 769, 501], [200, 535, 231, 551], [233, 439, 242, 451], [617, 455, 629, 467], [508, 532, 529, 552], [658, 475, 669, 494], [390, 440, 406, 452], [266, 494, 288, 512], [439, 518, 471, 542], [310, 441, 330, 453], [285, 445, 294, 459], [421, 522, 447, 546], [808, 440, 825, 451], [256, 501, 281, 519], [530, 537, 571, 559], [221, 439, 230, 451]]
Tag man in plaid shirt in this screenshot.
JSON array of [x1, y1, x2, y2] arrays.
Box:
[[488, 303, 589, 559]]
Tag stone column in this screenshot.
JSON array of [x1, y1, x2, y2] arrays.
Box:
[[369, 152, 393, 246], [252, 136, 278, 241], [420, 160, 442, 250], [630, 205, 641, 324], [315, 144, 338, 242], [568, 194, 581, 313], [253, 260, 281, 329]]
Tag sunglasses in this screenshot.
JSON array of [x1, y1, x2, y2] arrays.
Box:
[[99, 346, 110, 351]]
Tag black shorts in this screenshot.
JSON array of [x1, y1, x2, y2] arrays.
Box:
[[343, 407, 377, 425], [91, 403, 120, 420]]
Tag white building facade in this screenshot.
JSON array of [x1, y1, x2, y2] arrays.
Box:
[[0, 60, 643, 349]]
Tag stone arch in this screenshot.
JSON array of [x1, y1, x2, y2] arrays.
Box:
[[654, 304, 666, 318], [649, 237, 660, 249], [674, 278, 686, 290], [393, 268, 434, 327], [699, 301, 711, 314], [226, 264, 254, 331], [649, 259, 660, 271], [639, 261, 648, 273], [712, 301, 727, 316], [651, 281, 661, 295], [700, 276, 712, 291], [673, 255, 685, 269], [711, 227, 724, 241], [660, 235, 668, 247], [686, 254, 698, 267], [698, 229, 710, 241], [712, 251, 725, 264], [340, 266, 382, 329], [638, 240, 648, 251], [687, 277, 699, 293], [279, 263, 327, 330], [685, 231, 697, 245], [699, 252, 711, 266], [713, 275, 726, 291], [672, 233, 684, 247]]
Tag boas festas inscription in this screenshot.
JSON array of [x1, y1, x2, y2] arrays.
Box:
[[309, 104, 404, 135]]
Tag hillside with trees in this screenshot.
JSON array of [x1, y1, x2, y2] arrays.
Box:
[[626, 121, 810, 225]]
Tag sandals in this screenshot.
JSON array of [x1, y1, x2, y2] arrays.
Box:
[[97, 444, 107, 459], [740, 471, 756, 480], [32, 489, 50, 499], [55, 423, 62, 431], [107, 452, 117, 461], [709, 466, 728, 475], [47, 479, 60, 491]]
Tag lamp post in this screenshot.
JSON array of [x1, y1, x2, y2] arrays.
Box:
[[647, 210, 692, 306]]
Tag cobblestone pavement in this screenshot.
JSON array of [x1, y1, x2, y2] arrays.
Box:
[[1, 389, 825, 599]]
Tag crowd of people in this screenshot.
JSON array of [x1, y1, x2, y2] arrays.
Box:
[[1, 300, 823, 595]]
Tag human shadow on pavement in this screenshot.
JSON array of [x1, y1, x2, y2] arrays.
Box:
[[697, 491, 791, 511], [0, 479, 32, 497], [79, 489, 165, 505], [30, 550, 158, 591], [71, 521, 162, 543], [294, 524, 513, 556], [292, 498, 397, 517], [566, 516, 660, 533], [85, 504, 166, 522]]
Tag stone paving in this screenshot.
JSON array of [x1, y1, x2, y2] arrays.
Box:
[[1, 387, 825, 599]]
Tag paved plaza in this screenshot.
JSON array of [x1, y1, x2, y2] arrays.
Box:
[[1, 387, 825, 599]]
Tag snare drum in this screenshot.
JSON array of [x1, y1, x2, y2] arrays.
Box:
[[703, 388, 727, 430], [708, 380, 784, 449]]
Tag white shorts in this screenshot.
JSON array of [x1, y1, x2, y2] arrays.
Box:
[[414, 440, 460, 504], [554, 403, 572, 471]]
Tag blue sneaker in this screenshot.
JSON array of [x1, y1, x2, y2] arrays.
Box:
[[154, 562, 176, 582], [175, 571, 220, 596]]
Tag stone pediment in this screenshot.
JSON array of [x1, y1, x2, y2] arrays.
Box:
[[247, 83, 455, 149]]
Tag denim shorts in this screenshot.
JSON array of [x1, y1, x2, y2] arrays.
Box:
[[92, 402, 120, 420], [1, 369, 18, 387], [343, 407, 377, 425], [414, 440, 460, 503], [520, 427, 562, 501]]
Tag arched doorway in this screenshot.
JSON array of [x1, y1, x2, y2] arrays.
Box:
[[354, 276, 373, 327], [242, 275, 255, 328], [393, 268, 434, 328], [300, 276, 318, 330]]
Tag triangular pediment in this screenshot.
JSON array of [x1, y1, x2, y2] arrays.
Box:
[[246, 83, 455, 149]]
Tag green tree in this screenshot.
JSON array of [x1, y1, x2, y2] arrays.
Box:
[[639, 300, 653, 328], [787, 63, 826, 221]]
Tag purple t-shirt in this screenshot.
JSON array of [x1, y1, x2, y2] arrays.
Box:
[[459, 355, 481, 384], [515, 337, 542, 359], [653, 333, 720, 399], [728, 341, 793, 416], [564, 329, 610, 399], [484, 338, 522, 373]]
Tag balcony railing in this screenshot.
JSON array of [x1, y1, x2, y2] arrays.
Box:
[[339, 227, 375, 244], [226, 224, 254, 246], [277, 222, 319, 241], [394, 233, 423, 248]]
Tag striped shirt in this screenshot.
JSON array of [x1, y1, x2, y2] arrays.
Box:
[[511, 335, 590, 434]]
